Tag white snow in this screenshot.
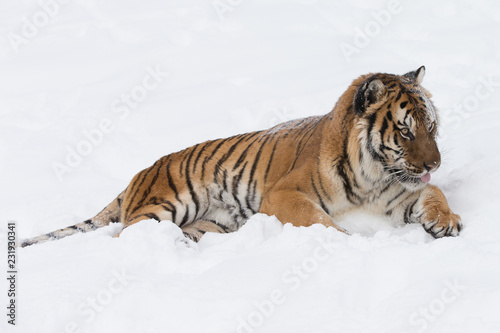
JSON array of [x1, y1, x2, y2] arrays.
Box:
[[1, 0, 500, 332]]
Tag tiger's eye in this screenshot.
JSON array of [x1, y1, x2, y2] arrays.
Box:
[[401, 128, 409, 136]]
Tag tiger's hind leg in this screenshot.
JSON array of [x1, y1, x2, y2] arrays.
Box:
[[181, 219, 236, 242]]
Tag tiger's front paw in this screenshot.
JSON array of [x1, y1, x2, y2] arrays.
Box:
[[421, 208, 462, 238]]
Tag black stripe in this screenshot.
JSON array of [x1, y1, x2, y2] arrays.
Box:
[[202, 188, 211, 218], [379, 117, 389, 140], [366, 112, 383, 159], [130, 162, 163, 217], [139, 163, 163, 203], [245, 135, 272, 212], [232, 161, 248, 218], [222, 169, 228, 192], [147, 213, 160, 221], [200, 219, 232, 233], [179, 151, 187, 176], [346, 156, 359, 189], [196, 228, 207, 236], [161, 201, 177, 223], [379, 182, 392, 195], [135, 213, 160, 222], [360, 168, 370, 183], [311, 175, 330, 214], [69, 225, 86, 233], [201, 139, 228, 172], [395, 90, 402, 102], [387, 189, 406, 207], [125, 170, 144, 201], [184, 145, 200, 174], [184, 144, 200, 221], [166, 159, 182, 204], [201, 156, 209, 179], [341, 131, 360, 190], [248, 135, 271, 185], [404, 199, 418, 224], [232, 133, 263, 171], [181, 144, 201, 178], [84, 220, 97, 230], [316, 168, 331, 201], [180, 206, 190, 227], [367, 111, 378, 133], [193, 141, 214, 173], [337, 162, 361, 204], [214, 135, 255, 182], [204, 220, 232, 233], [278, 118, 309, 138], [380, 144, 401, 155], [219, 132, 259, 168], [148, 196, 160, 205], [125, 166, 156, 219], [288, 119, 321, 171], [249, 180, 258, 214], [264, 137, 279, 184], [366, 112, 385, 163], [403, 109, 411, 125], [47, 232, 59, 240]]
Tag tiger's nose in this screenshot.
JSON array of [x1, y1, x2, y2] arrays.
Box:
[[423, 160, 439, 172]]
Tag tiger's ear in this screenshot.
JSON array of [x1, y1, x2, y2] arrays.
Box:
[[353, 78, 386, 114], [404, 66, 425, 85]]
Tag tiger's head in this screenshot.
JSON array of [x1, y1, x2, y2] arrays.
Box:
[[353, 66, 440, 190]]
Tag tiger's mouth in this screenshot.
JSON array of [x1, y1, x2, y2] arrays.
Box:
[[400, 170, 431, 184], [386, 167, 431, 184]]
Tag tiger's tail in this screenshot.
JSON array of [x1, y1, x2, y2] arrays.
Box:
[[19, 191, 125, 248]]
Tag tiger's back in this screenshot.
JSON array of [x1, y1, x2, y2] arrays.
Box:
[[120, 115, 325, 235]]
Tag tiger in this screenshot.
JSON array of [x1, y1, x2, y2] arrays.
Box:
[[20, 66, 462, 248]]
